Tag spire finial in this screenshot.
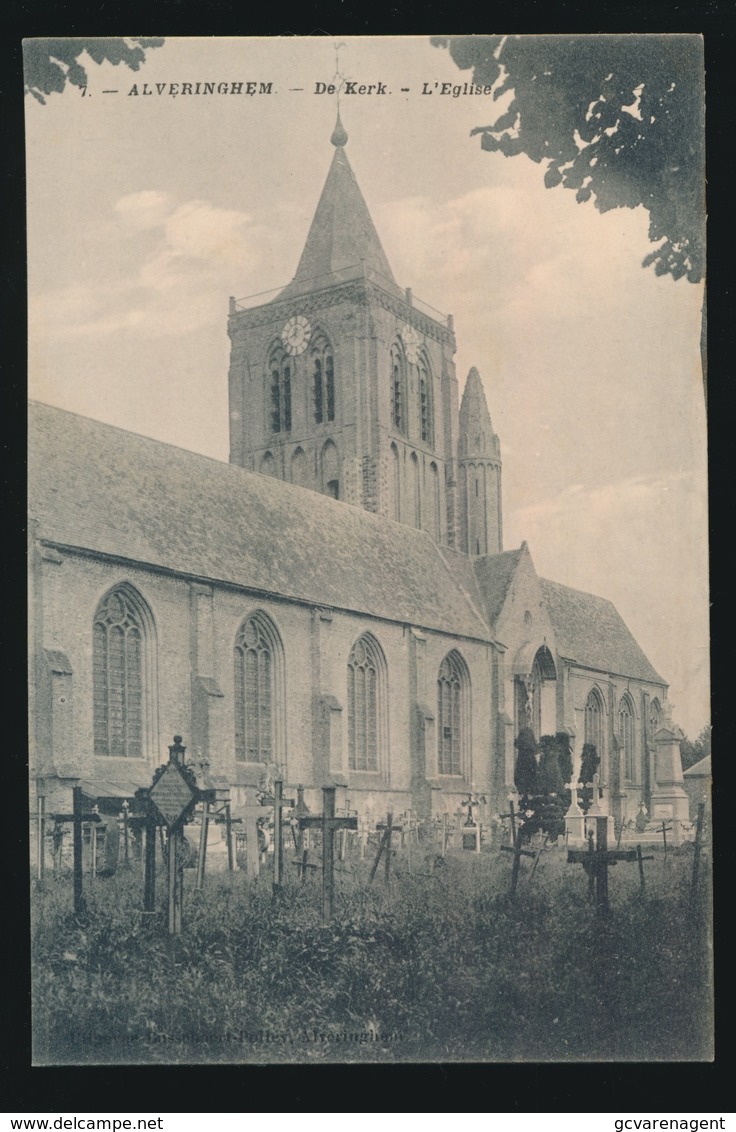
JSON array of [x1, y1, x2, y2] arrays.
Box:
[[331, 109, 348, 147], [331, 42, 349, 147]]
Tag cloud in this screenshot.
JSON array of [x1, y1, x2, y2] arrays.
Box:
[[32, 193, 261, 341], [114, 190, 171, 230]]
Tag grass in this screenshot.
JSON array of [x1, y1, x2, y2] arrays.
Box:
[[31, 840, 713, 1064]]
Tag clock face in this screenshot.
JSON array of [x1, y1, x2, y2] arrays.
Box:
[[401, 323, 421, 364], [281, 315, 311, 356]]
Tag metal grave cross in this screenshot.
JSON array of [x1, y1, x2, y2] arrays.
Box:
[[567, 815, 638, 915], [298, 785, 358, 920], [140, 736, 202, 935], [50, 785, 103, 915], [369, 812, 403, 885], [459, 793, 485, 852]]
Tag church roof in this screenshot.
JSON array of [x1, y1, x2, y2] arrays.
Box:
[[539, 578, 665, 685], [472, 548, 526, 625], [683, 754, 711, 779], [28, 402, 491, 642], [278, 125, 399, 301]]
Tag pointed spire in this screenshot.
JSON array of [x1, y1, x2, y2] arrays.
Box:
[[278, 116, 399, 300], [458, 367, 500, 460], [331, 108, 348, 148]]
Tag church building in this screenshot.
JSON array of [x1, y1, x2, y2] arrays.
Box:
[[28, 113, 689, 838]]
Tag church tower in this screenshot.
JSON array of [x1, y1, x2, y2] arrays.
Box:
[[227, 113, 461, 546], [458, 366, 503, 556]]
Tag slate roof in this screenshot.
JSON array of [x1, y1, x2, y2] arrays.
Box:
[[683, 755, 711, 778], [278, 129, 399, 301], [539, 578, 665, 685], [28, 402, 490, 641], [472, 548, 525, 626]]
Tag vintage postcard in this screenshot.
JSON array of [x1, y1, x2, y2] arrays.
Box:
[[26, 35, 710, 1064]]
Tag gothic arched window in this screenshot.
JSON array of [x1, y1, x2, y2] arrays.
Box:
[[409, 451, 421, 528], [418, 353, 434, 446], [391, 442, 401, 521], [311, 334, 335, 424], [93, 585, 153, 758], [584, 687, 605, 758], [291, 447, 308, 486], [438, 651, 469, 776], [234, 612, 284, 763], [321, 439, 340, 499], [649, 697, 662, 739], [429, 461, 441, 540], [619, 693, 636, 781], [390, 343, 406, 435], [347, 635, 385, 772], [269, 347, 292, 434]]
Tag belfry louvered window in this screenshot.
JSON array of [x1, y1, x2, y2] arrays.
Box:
[[312, 336, 335, 424], [391, 345, 406, 434], [418, 356, 434, 445], [270, 352, 292, 434], [234, 616, 274, 762], [438, 652, 466, 775], [348, 636, 382, 772], [93, 587, 147, 758]]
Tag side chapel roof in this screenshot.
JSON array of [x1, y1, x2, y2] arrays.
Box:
[[539, 577, 665, 685], [28, 401, 490, 642]]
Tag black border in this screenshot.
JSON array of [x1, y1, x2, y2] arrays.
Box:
[[4, 5, 733, 1113]]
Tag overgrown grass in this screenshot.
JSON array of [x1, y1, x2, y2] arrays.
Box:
[[31, 843, 713, 1064]]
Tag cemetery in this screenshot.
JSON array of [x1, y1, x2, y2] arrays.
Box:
[[31, 735, 713, 1065]]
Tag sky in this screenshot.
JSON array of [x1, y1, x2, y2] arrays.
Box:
[[25, 35, 710, 737]]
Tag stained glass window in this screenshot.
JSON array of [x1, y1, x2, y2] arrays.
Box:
[[438, 652, 467, 775], [93, 588, 147, 758], [348, 636, 383, 772]]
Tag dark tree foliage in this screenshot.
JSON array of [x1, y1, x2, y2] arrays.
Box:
[[538, 734, 565, 795], [680, 723, 711, 771], [24, 38, 165, 103], [578, 742, 600, 784], [555, 731, 573, 785], [514, 727, 538, 797], [432, 35, 704, 283]]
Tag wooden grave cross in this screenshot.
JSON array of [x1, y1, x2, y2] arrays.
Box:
[[500, 827, 538, 895], [49, 785, 103, 915], [399, 809, 420, 871], [298, 786, 357, 920], [636, 843, 655, 892], [369, 812, 403, 885], [567, 815, 638, 915], [655, 818, 673, 859], [498, 799, 518, 846], [207, 799, 242, 874], [290, 785, 314, 881], [337, 798, 359, 861], [271, 779, 295, 889]]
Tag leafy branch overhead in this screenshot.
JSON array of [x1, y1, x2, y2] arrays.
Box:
[[432, 35, 705, 282], [24, 37, 165, 104]]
